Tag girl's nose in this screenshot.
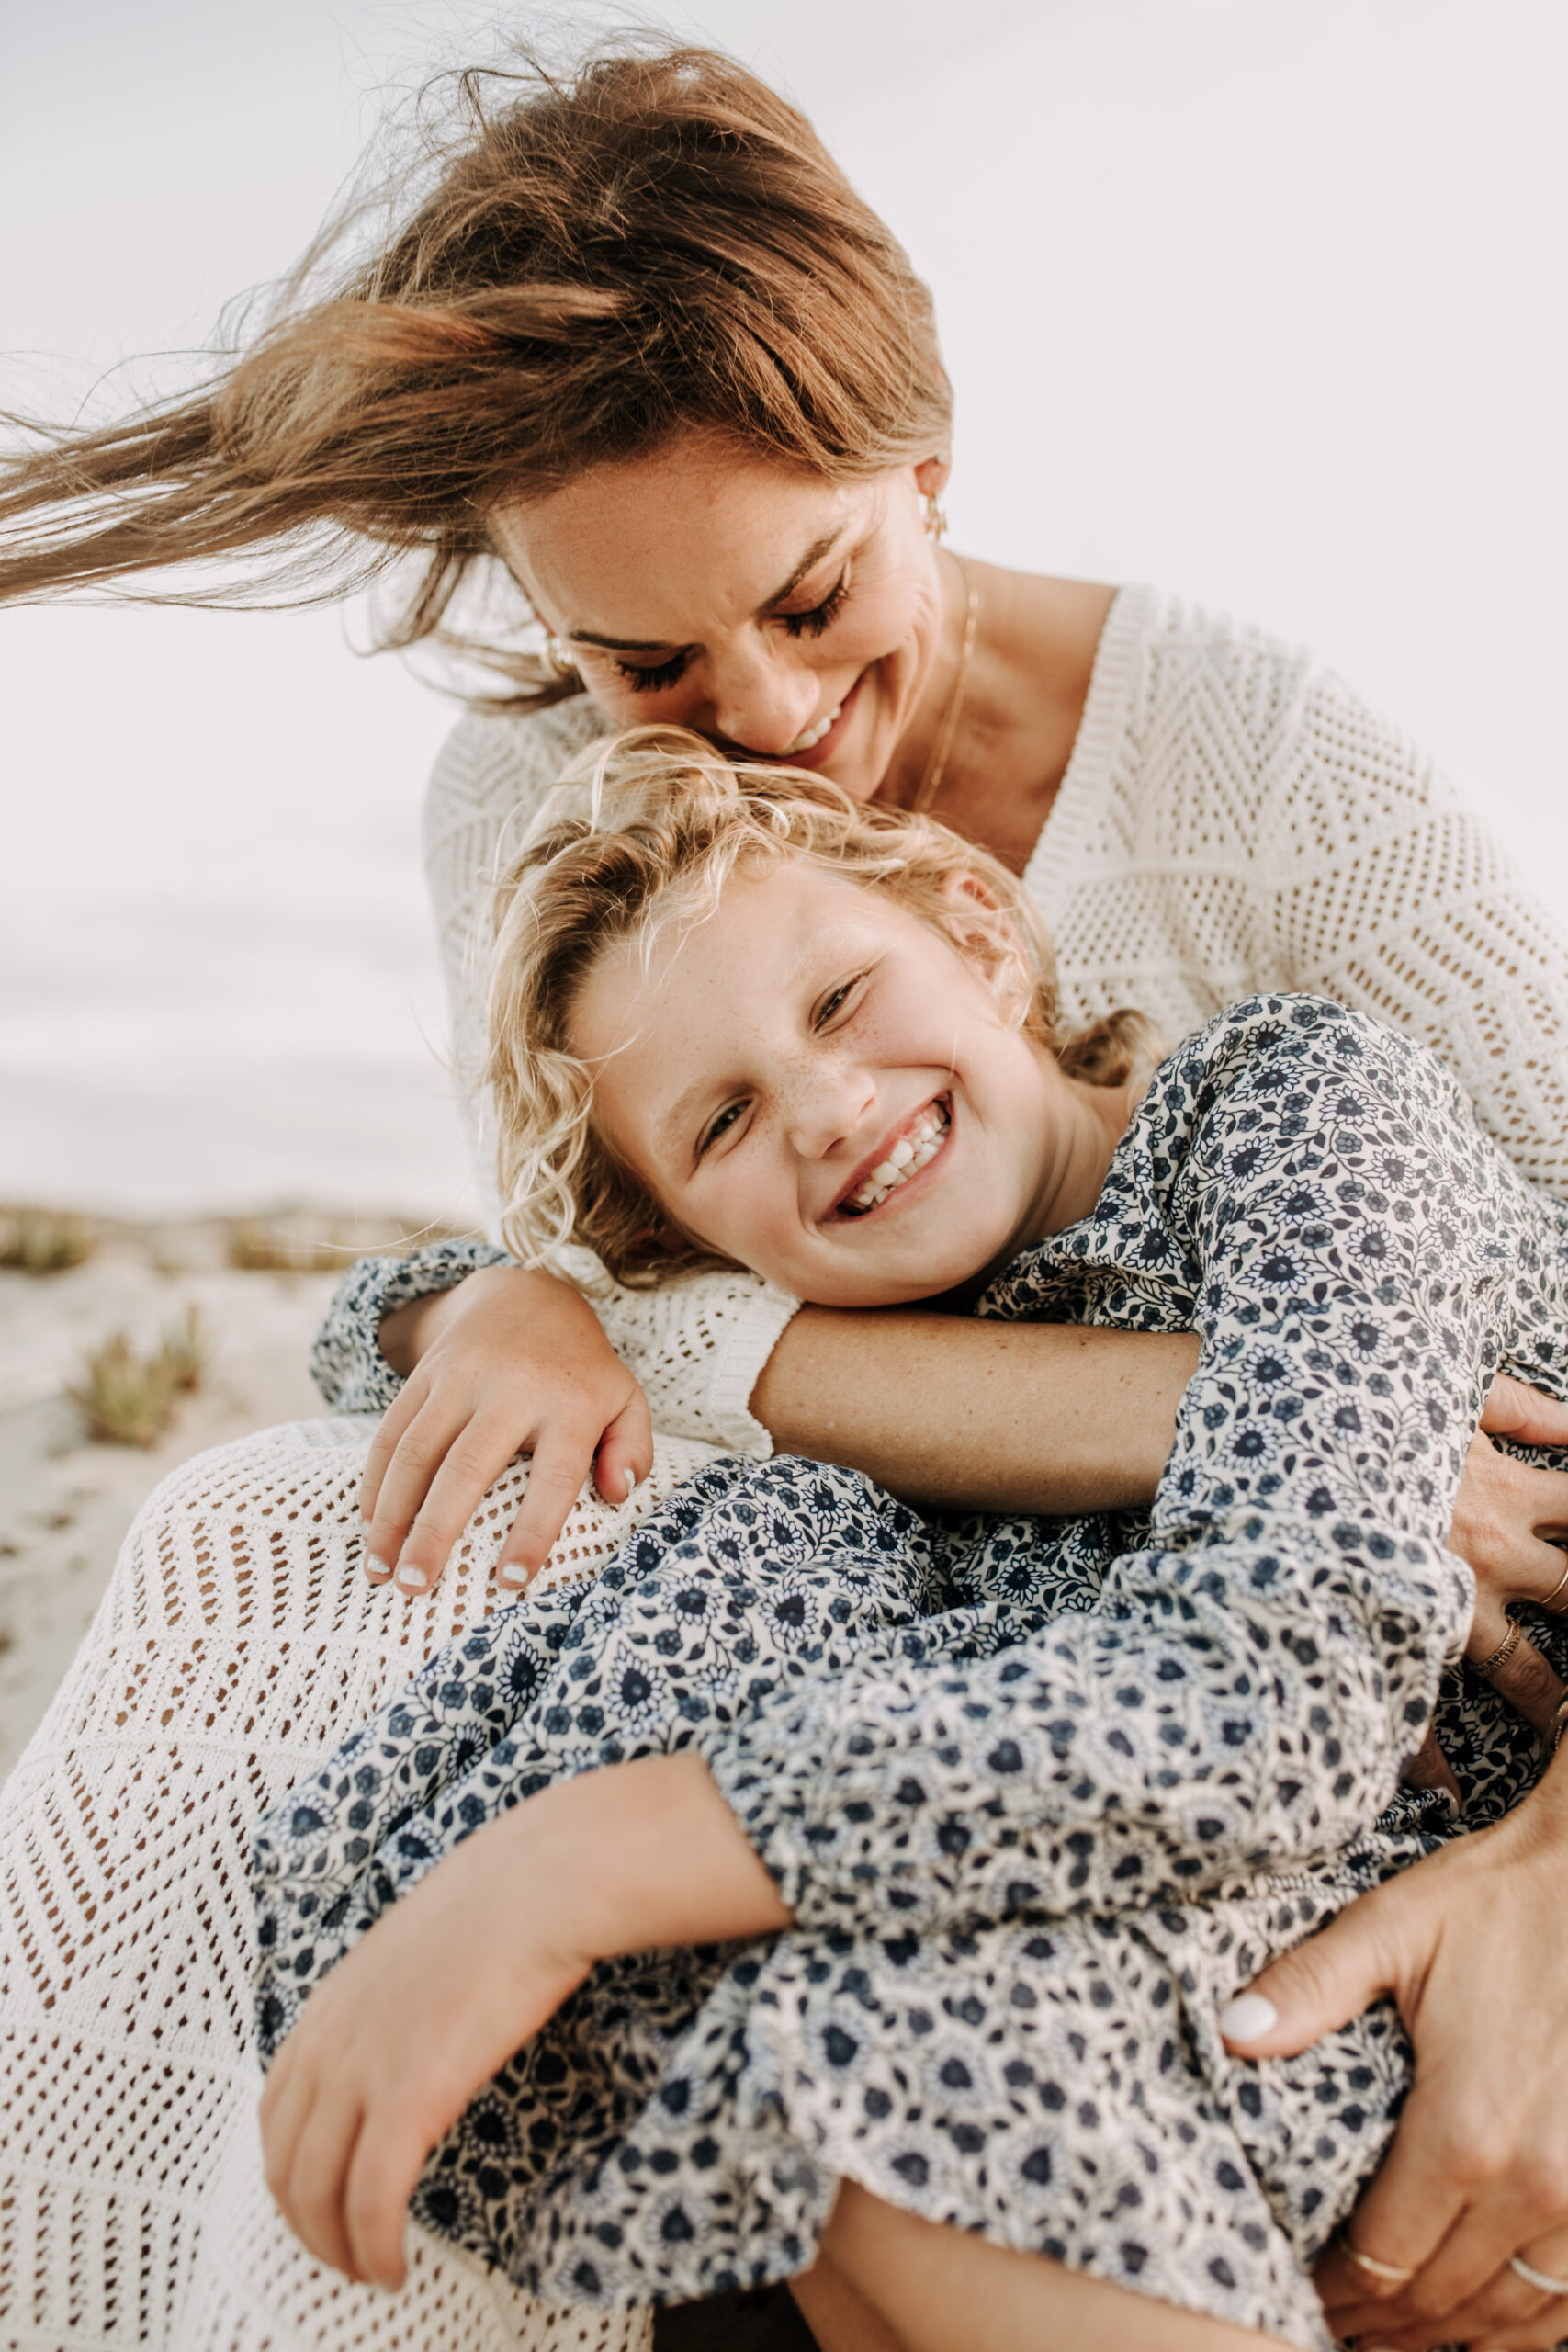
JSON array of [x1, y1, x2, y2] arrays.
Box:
[[705, 643, 822, 758], [785, 1062, 877, 1162]]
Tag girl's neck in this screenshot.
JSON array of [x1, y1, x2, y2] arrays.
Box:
[[931, 1072, 1140, 1315]]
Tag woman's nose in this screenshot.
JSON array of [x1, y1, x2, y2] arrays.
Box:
[[705, 643, 821, 758]]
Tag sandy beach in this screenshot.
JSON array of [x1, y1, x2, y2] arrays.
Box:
[[0, 1209, 441, 1783]]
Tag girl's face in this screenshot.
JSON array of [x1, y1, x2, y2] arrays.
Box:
[[490, 435, 949, 804], [568, 860, 1129, 1308]]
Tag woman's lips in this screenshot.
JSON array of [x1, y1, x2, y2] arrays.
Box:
[[758, 673, 863, 772]]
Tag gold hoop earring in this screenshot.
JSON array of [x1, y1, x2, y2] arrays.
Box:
[[923, 492, 949, 541], [543, 633, 580, 683]]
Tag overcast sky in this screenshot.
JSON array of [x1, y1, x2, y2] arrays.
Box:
[[3, 0, 1564, 1216]]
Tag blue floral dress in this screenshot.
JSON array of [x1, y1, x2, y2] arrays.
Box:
[[254, 997, 1568, 2350]]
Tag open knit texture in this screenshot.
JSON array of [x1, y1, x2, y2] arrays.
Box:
[[6, 584, 1568, 2348], [316, 583, 1568, 1443], [0, 1413, 719, 2351]]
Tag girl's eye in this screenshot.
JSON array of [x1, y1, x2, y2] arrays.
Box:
[[697, 1101, 746, 1158], [780, 574, 848, 640], [813, 976, 862, 1030], [615, 650, 692, 695]]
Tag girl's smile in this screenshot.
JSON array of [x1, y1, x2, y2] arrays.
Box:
[[568, 858, 1134, 1309]]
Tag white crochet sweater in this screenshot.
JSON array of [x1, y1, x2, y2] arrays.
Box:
[[396, 582, 1568, 1452]]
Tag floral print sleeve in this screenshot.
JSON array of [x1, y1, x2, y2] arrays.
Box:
[[694, 1000, 1488, 1928]]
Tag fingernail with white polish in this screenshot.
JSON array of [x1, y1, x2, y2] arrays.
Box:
[[366, 1555, 392, 1580], [496, 1565, 525, 1589], [622, 1467, 637, 1502], [394, 1564, 428, 1592], [1217, 1993, 1279, 2044]]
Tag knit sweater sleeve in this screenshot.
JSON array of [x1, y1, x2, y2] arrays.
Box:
[[1255, 659, 1568, 1200], [310, 703, 798, 1454], [1035, 589, 1568, 1203]]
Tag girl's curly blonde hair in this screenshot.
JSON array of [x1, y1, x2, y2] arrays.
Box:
[[487, 729, 1157, 1286]]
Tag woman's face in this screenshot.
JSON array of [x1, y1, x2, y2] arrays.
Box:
[[489, 435, 950, 802], [568, 858, 1122, 1308]]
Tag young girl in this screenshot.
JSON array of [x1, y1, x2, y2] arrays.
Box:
[[255, 734, 1568, 2352]]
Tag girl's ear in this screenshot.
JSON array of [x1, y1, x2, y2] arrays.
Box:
[[939, 867, 1003, 918], [937, 868, 1031, 1012]]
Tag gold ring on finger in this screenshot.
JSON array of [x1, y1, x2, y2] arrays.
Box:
[[1475, 1620, 1526, 1679], [1340, 2233, 1418, 2285], [1511, 2254, 1568, 2297], [1542, 1558, 1568, 1613]]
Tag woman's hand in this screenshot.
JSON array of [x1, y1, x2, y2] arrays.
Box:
[[361, 1264, 652, 1596], [1215, 1373, 1568, 2348], [260, 1755, 787, 2287], [1450, 1374, 1568, 1737], [1218, 1763, 1568, 2349]]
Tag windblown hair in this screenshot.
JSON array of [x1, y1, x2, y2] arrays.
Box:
[[0, 40, 952, 702], [488, 729, 1158, 1285]]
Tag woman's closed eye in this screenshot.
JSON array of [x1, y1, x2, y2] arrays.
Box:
[[778, 572, 848, 640], [615, 649, 692, 695]]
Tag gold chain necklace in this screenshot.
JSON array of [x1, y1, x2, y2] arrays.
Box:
[[911, 558, 980, 815]]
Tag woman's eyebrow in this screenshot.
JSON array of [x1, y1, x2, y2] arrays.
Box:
[[760, 526, 848, 612], [566, 528, 850, 652]]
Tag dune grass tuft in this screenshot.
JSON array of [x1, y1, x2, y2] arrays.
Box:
[[227, 1222, 350, 1274], [70, 1307, 206, 1447], [0, 1209, 94, 1274]]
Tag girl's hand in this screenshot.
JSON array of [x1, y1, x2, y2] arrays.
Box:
[[361, 1265, 652, 1597], [1450, 1374, 1568, 1737], [260, 1757, 787, 2288], [260, 1799, 592, 2288]]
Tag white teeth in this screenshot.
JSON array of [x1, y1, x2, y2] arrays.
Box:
[[784, 699, 842, 755], [843, 1102, 951, 1214]]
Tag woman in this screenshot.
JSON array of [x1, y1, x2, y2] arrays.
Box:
[[4, 38, 1568, 2352]]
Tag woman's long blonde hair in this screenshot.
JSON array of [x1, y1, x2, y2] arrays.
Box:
[[1, 40, 952, 703], [489, 730, 1156, 1285]]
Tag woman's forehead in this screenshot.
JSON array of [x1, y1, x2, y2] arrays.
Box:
[[491, 439, 886, 636]]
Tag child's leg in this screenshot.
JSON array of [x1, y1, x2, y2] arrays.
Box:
[[819, 2183, 1293, 2352]]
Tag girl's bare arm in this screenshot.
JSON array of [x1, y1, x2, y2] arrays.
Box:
[[750, 1307, 1198, 1514]]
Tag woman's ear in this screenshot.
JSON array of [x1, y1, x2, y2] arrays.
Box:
[[913, 450, 953, 503]]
